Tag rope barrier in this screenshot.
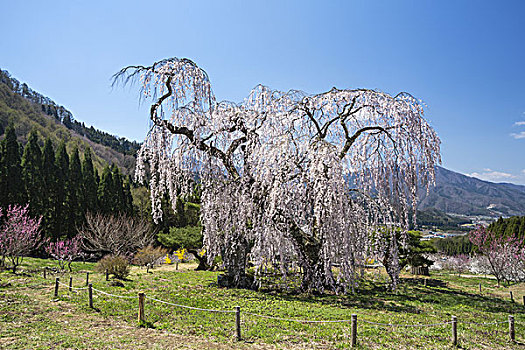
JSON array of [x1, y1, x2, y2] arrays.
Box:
[[361, 319, 454, 328], [459, 320, 508, 326], [146, 295, 235, 313], [56, 280, 89, 290], [244, 312, 353, 323], [9, 275, 520, 333], [91, 287, 136, 299]]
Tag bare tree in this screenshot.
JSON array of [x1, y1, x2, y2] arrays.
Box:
[[114, 57, 440, 292], [78, 212, 155, 258]]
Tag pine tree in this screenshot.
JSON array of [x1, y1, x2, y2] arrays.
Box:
[[98, 165, 114, 213], [82, 148, 98, 214], [21, 130, 44, 216], [122, 178, 134, 215], [0, 125, 24, 208], [65, 147, 83, 237], [111, 165, 125, 212], [41, 138, 58, 239], [54, 142, 69, 237]]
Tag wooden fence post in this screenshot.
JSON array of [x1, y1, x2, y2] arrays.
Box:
[[88, 283, 93, 308], [54, 277, 59, 297], [235, 306, 241, 341], [351, 314, 357, 347], [523, 295, 525, 306], [43, 267, 47, 279], [105, 269, 109, 281], [138, 293, 145, 323], [86, 272, 89, 286], [510, 291, 514, 303], [69, 277, 73, 292], [451, 316, 457, 346], [509, 315, 515, 342], [479, 283, 481, 293]]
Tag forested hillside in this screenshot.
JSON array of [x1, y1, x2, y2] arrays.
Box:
[[488, 216, 525, 240], [0, 125, 134, 240], [0, 69, 138, 174]]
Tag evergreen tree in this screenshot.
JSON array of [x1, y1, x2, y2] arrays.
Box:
[[111, 164, 125, 212], [21, 130, 44, 216], [0, 125, 23, 208], [122, 178, 134, 216], [41, 138, 58, 239], [98, 165, 114, 213], [82, 147, 98, 214], [65, 147, 82, 237], [54, 142, 69, 237]]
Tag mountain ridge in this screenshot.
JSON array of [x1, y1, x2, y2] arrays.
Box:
[[418, 166, 525, 217], [0, 69, 137, 174]]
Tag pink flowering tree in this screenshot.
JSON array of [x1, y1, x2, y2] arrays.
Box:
[[469, 226, 525, 286], [114, 57, 441, 293], [0, 204, 42, 273], [45, 236, 83, 272]]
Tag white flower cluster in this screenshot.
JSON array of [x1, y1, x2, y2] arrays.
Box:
[[117, 58, 441, 292]]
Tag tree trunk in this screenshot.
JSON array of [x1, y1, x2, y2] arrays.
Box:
[[218, 236, 255, 289], [286, 221, 334, 293], [187, 249, 210, 271]]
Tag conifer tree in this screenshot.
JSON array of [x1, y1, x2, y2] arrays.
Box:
[[54, 142, 69, 237], [98, 165, 114, 213], [82, 147, 98, 214], [65, 147, 82, 237], [41, 138, 58, 239], [111, 165, 125, 212], [21, 130, 44, 216], [0, 126, 23, 208], [122, 178, 134, 215]]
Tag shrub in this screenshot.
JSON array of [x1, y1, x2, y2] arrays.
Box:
[[157, 226, 202, 250], [96, 255, 130, 279], [133, 245, 168, 268]]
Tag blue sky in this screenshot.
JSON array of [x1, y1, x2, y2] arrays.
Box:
[[1, 0, 524, 184]]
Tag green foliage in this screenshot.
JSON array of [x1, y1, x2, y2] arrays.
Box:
[[96, 254, 130, 279], [157, 226, 203, 250], [82, 147, 98, 214], [21, 130, 44, 216], [432, 234, 475, 255], [399, 231, 436, 268], [488, 215, 525, 241], [65, 147, 83, 237], [0, 125, 23, 207], [412, 208, 471, 231]]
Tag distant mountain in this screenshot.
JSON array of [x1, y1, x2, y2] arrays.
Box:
[[0, 69, 138, 174], [418, 166, 525, 217]]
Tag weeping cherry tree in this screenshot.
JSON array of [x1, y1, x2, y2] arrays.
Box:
[[114, 57, 440, 293]]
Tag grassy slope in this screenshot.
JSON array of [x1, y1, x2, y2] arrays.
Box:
[[1, 258, 524, 349], [0, 83, 136, 175]]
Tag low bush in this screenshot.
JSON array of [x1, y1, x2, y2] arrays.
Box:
[[133, 245, 168, 268], [96, 254, 130, 279]]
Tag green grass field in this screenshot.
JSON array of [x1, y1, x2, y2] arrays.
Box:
[[1, 258, 524, 349]]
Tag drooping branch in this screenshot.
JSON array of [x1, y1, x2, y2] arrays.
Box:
[[118, 56, 441, 293], [339, 125, 396, 159]]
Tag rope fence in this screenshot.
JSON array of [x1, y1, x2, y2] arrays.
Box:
[[46, 275, 521, 348]]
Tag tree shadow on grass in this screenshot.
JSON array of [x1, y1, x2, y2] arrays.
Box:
[[250, 276, 523, 316]]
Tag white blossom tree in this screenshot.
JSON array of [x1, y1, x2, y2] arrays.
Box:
[[114, 57, 440, 293]]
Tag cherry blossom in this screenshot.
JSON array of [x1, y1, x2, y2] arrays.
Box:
[[115, 57, 441, 292]]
